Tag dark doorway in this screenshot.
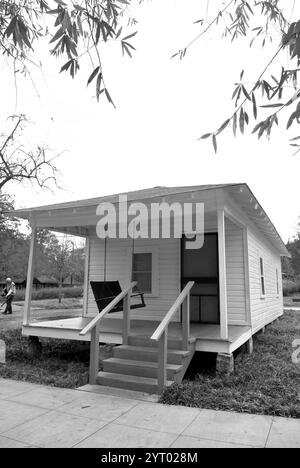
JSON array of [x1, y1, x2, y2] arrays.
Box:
[[181, 233, 220, 324]]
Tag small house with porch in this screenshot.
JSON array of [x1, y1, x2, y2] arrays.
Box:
[[9, 184, 288, 394]]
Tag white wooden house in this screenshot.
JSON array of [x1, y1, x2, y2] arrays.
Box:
[[10, 184, 289, 393]]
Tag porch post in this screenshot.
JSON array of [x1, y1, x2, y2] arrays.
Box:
[[23, 220, 37, 326], [123, 289, 131, 345], [217, 208, 228, 340], [83, 236, 90, 317]]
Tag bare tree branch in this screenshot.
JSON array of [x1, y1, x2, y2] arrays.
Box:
[[0, 114, 60, 191]]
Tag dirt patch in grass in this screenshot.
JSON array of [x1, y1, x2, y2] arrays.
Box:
[[160, 311, 300, 418], [0, 328, 111, 389]]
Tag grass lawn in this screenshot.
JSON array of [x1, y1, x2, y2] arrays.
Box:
[[0, 297, 108, 388], [0, 328, 112, 388], [283, 294, 300, 307], [160, 310, 300, 419]]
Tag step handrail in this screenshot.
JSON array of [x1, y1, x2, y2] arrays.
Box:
[[80, 281, 137, 336], [150, 281, 194, 394], [80, 281, 137, 385], [150, 281, 194, 342]]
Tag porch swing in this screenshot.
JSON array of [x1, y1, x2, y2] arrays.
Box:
[[90, 235, 146, 314]]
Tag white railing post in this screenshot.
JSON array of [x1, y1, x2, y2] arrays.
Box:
[[158, 328, 168, 394], [83, 237, 90, 317], [89, 322, 100, 384], [150, 281, 194, 394], [182, 292, 190, 351], [23, 220, 37, 326], [123, 289, 131, 345]]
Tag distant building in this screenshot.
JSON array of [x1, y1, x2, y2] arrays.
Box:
[[0, 276, 58, 290]]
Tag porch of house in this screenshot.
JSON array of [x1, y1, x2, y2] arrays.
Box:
[[22, 314, 252, 355], [20, 202, 253, 393]]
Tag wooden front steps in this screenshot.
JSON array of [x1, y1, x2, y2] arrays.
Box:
[[97, 334, 195, 394]]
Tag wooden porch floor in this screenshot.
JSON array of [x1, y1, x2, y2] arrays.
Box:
[[23, 314, 252, 354]]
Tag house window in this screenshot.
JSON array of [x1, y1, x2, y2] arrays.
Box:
[[260, 257, 265, 297], [132, 252, 153, 294], [276, 268, 279, 296]]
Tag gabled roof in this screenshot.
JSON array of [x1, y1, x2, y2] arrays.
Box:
[[8, 183, 289, 256]]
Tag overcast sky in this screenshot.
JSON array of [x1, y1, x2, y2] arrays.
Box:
[[1, 0, 300, 242]]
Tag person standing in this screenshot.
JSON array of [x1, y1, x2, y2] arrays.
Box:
[[1, 278, 16, 315]]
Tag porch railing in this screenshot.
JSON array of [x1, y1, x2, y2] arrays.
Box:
[[150, 281, 194, 393], [79, 281, 137, 384]]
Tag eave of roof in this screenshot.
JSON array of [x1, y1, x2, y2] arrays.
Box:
[[6, 183, 289, 256], [8, 183, 239, 215]]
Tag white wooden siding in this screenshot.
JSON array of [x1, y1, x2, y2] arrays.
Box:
[[87, 209, 218, 321], [247, 228, 283, 332], [87, 234, 181, 321], [225, 218, 247, 325]]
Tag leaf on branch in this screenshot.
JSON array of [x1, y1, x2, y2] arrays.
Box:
[[122, 31, 138, 41], [60, 60, 72, 73], [53, 0, 67, 6], [252, 93, 257, 119], [212, 134, 217, 153], [260, 103, 284, 108], [198, 133, 212, 140], [116, 27, 123, 39], [96, 73, 103, 101], [17, 19, 33, 50], [242, 85, 251, 101], [233, 112, 237, 137], [287, 112, 297, 130], [104, 88, 116, 108], [87, 67, 100, 87], [239, 108, 245, 134], [50, 27, 65, 44], [217, 119, 230, 135], [5, 17, 17, 38]]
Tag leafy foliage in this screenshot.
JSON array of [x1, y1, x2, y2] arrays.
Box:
[[0, 197, 84, 284], [172, 1, 300, 153], [0, 0, 138, 104], [2, 1, 300, 150], [286, 226, 300, 277]]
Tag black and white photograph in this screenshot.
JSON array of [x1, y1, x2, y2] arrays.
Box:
[[0, 0, 300, 452]]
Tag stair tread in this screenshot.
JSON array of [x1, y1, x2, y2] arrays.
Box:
[[98, 371, 173, 386], [105, 357, 182, 372], [129, 334, 196, 344], [117, 345, 190, 356]]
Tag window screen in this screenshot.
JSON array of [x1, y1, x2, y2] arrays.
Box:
[[260, 257, 265, 296], [132, 253, 152, 293], [182, 234, 218, 278]]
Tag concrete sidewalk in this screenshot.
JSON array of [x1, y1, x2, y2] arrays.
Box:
[[284, 307, 300, 312], [0, 378, 299, 448]]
